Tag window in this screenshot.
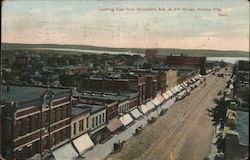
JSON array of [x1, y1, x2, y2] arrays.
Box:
[[52, 133, 56, 145], [73, 123, 76, 135], [92, 118, 94, 128], [33, 141, 40, 155], [79, 120, 84, 131], [95, 117, 98, 126], [102, 113, 105, 122], [44, 137, 49, 149], [99, 114, 101, 124], [52, 109, 56, 123], [58, 107, 63, 120], [60, 106, 63, 119], [63, 106, 68, 117], [17, 120, 23, 136], [26, 116, 32, 133], [59, 130, 63, 142], [86, 117, 89, 128], [44, 111, 49, 125], [34, 114, 40, 130]]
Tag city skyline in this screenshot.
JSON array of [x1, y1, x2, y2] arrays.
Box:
[[2, 0, 249, 51]]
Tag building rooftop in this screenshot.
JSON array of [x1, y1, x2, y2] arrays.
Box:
[[235, 109, 249, 145], [1, 84, 71, 104], [77, 91, 130, 102], [73, 103, 105, 115], [72, 106, 91, 117]]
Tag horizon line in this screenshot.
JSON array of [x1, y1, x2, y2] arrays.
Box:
[[2, 42, 249, 53]]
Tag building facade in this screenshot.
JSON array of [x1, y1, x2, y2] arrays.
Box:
[[165, 69, 177, 89], [1, 85, 72, 160], [71, 106, 91, 139]]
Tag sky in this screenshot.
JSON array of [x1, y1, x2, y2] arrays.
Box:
[[2, 0, 250, 51]]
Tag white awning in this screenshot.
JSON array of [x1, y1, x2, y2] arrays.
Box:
[[166, 90, 173, 97], [162, 92, 169, 100], [73, 133, 94, 155], [146, 101, 156, 110], [148, 110, 158, 118], [229, 84, 234, 89], [184, 81, 189, 86], [178, 90, 186, 97], [191, 78, 196, 82], [139, 104, 150, 114], [53, 143, 78, 160], [130, 108, 142, 119], [181, 83, 186, 88], [152, 95, 165, 106], [170, 87, 177, 94], [119, 114, 133, 126], [152, 98, 161, 106], [163, 97, 176, 110]]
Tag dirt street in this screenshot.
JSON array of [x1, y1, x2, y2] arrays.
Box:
[[107, 69, 230, 160]]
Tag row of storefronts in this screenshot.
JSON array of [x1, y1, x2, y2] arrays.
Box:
[[51, 74, 205, 160]]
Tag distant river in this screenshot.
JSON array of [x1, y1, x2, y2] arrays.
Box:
[[33, 48, 142, 56], [33, 48, 248, 64], [207, 57, 249, 64]]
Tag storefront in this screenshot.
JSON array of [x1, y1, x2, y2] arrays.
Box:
[[53, 143, 78, 160], [119, 114, 134, 127], [130, 108, 143, 119], [72, 133, 94, 155]]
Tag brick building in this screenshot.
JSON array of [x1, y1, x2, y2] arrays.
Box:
[[145, 49, 157, 58], [145, 75, 157, 100], [81, 76, 145, 105], [1, 84, 72, 160], [164, 55, 206, 75], [238, 60, 249, 72]]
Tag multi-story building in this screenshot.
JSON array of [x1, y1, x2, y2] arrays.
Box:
[[164, 55, 206, 75], [223, 106, 249, 160], [145, 75, 157, 100], [71, 105, 91, 139], [166, 69, 177, 89], [71, 103, 106, 144], [81, 75, 145, 105], [1, 84, 72, 160]]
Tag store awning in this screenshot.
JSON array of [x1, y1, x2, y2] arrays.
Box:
[[130, 108, 142, 119], [119, 114, 133, 126], [53, 143, 78, 160], [162, 92, 169, 100], [146, 101, 156, 110], [170, 88, 177, 95], [188, 80, 193, 84], [139, 104, 150, 114], [162, 99, 171, 110], [184, 81, 189, 87], [191, 78, 196, 82], [181, 83, 186, 88], [152, 98, 161, 106], [106, 118, 123, 133], [73, 133, 94, 155], [166, 90, 173, 97], [152, 95, 165, 106]]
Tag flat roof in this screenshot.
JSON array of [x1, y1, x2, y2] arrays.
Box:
[[73, 103, 105, 115], [236, 109, 249, 145], [2, 84, 71, 104], [79, 91, 129, 102]]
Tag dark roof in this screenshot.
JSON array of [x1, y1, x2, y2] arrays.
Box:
[[78, 91, 129, 102], [72, 106, 91, 117], [73, 103, 105, 115], [1, 84, 71, 104], [236, 109, 249, 145]]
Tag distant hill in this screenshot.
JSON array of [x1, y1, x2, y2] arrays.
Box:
[[1, 43, 249, 57]]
